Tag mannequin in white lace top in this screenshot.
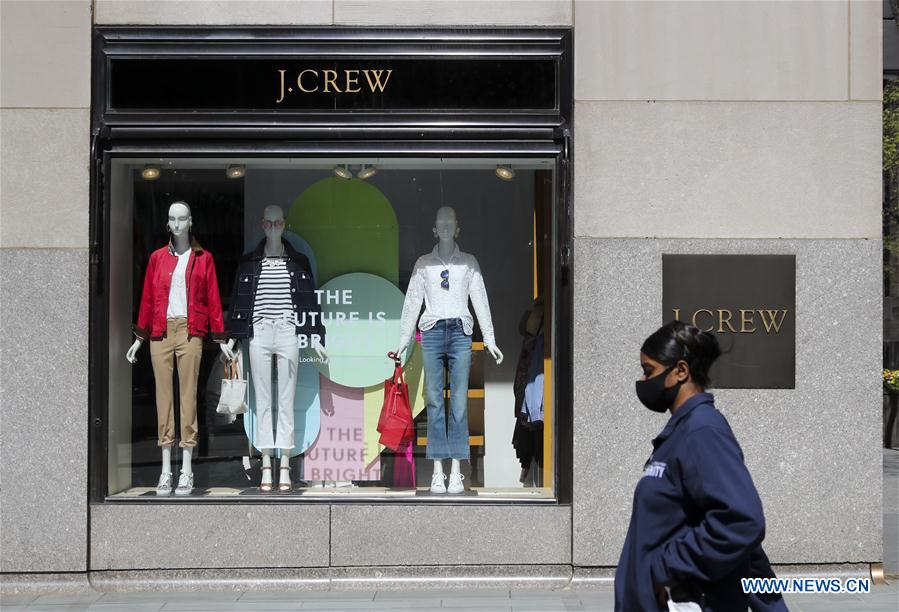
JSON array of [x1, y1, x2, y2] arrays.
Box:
[[396, 206, 503, 494]]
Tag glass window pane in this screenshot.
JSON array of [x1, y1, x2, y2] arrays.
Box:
[[106, 157, 556, 500]]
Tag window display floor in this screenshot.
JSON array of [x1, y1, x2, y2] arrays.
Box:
[[106, 485, 555, 502]]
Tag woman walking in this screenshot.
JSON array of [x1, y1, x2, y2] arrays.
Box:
[[615, 321, 786, 611]]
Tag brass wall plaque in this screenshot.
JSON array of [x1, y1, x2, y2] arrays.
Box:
[[662, 255, 796, 389]]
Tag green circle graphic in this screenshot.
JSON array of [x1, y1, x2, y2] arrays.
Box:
[[315, 272, 404, 388], [288, 177, 399, 286]]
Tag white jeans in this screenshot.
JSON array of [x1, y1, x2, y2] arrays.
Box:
[[249, 319, 298, 450]]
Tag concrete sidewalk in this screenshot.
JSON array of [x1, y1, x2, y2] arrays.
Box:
[[884, 448, 898, 578], [3, 450, 896, 611], [1, 585, 898, 612]]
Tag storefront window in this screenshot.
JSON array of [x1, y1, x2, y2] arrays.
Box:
[[105, 156, 557, 500]]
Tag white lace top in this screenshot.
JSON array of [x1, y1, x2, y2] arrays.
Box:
[[398, 244, 496, 349]]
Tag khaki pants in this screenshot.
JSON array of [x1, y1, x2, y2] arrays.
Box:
[[150, 317, 202, 448]]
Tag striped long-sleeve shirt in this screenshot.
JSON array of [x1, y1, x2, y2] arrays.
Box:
[[252, 257, 293, 324]]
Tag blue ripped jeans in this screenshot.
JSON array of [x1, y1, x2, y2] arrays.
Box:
[[420, 318, 472, 460]]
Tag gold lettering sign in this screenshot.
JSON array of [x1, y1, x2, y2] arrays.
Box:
[[670, 308, 789, 334], [662, 254, 795, 388], [276, 68, 393, 103]]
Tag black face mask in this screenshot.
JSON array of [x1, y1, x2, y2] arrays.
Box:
[[635, 366, 683, 413]]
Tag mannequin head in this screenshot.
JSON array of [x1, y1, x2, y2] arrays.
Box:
[[433, 206, 460, 242], [167, 202, 192, 238], [262, 205, 286, 243]]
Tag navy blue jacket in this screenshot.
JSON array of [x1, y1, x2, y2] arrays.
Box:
[[227, 239, 325, 343], [615, 393, 786, 611]]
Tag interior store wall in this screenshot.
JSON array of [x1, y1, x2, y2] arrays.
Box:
[[0, 0, 884, 576], [107, 162, 135, 495]]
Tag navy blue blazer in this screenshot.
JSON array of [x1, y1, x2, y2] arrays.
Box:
[[615, 393, 785, 611], [227, 239, 325, 343]]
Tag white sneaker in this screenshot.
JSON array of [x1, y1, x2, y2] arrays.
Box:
[[430, 472, 447, 494], [156, 472, 173, 496], [174, 471, 193, 496], [447, 472, 465, 494]]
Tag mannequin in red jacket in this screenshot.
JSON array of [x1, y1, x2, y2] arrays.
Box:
[[126, 201, 233, 496]]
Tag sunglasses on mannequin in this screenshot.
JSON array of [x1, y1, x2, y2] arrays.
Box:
[[262, 219, 285, 230], [440, 269, 449, 290]]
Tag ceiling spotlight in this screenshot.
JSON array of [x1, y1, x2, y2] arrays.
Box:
[[495, 165, 515, 181], [141, 166, 161, 180], [357, 165, 377, 180], [333, 165, 352, 180], [226, 165, 245, 179]]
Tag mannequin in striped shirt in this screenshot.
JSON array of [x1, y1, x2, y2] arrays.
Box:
[[225, 205, 328, 492]]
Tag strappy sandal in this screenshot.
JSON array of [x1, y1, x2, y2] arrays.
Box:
[[278, 466, 291, 492], [260, 466, 273, 492]]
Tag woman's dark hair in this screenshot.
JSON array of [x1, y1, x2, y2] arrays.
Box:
[[640, 320, 722, 387]]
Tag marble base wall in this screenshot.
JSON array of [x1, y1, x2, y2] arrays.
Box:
[[572, 238, 883, 566], [90, 504, 331, 570], [89, 503, 571, 571], [330, 505, 571, 566], [0, 250, 89, 572]]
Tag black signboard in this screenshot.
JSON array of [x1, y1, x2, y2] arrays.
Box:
[[108, 57, 556, 112], [662, 255, 796, 389]]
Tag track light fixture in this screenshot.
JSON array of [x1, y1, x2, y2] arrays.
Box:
[[141, 166, 161, 180], [495, 165, 515, 181], [226, 165, 245, 179], [332, 165, 352, 180], [357, 165, 377, 180]]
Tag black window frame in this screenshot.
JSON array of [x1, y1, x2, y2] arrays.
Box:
[[89, 26, 574, 506]]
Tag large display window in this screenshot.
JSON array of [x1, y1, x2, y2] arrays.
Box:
[[90, 26, 573, 504], [102, 156, 558, 500]]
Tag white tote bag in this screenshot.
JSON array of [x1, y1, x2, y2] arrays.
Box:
[[216, 358, 248, 415]]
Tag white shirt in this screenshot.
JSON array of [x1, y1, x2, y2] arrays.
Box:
[[399, 244, 496, 349], [253, 257, 292, 323], [166, 249, 191, 319]]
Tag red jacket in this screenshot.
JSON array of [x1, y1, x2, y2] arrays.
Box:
[[133, 238, 227, 341]]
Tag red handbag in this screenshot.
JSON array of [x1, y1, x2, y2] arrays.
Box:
[[377, 352, 414, 451]]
